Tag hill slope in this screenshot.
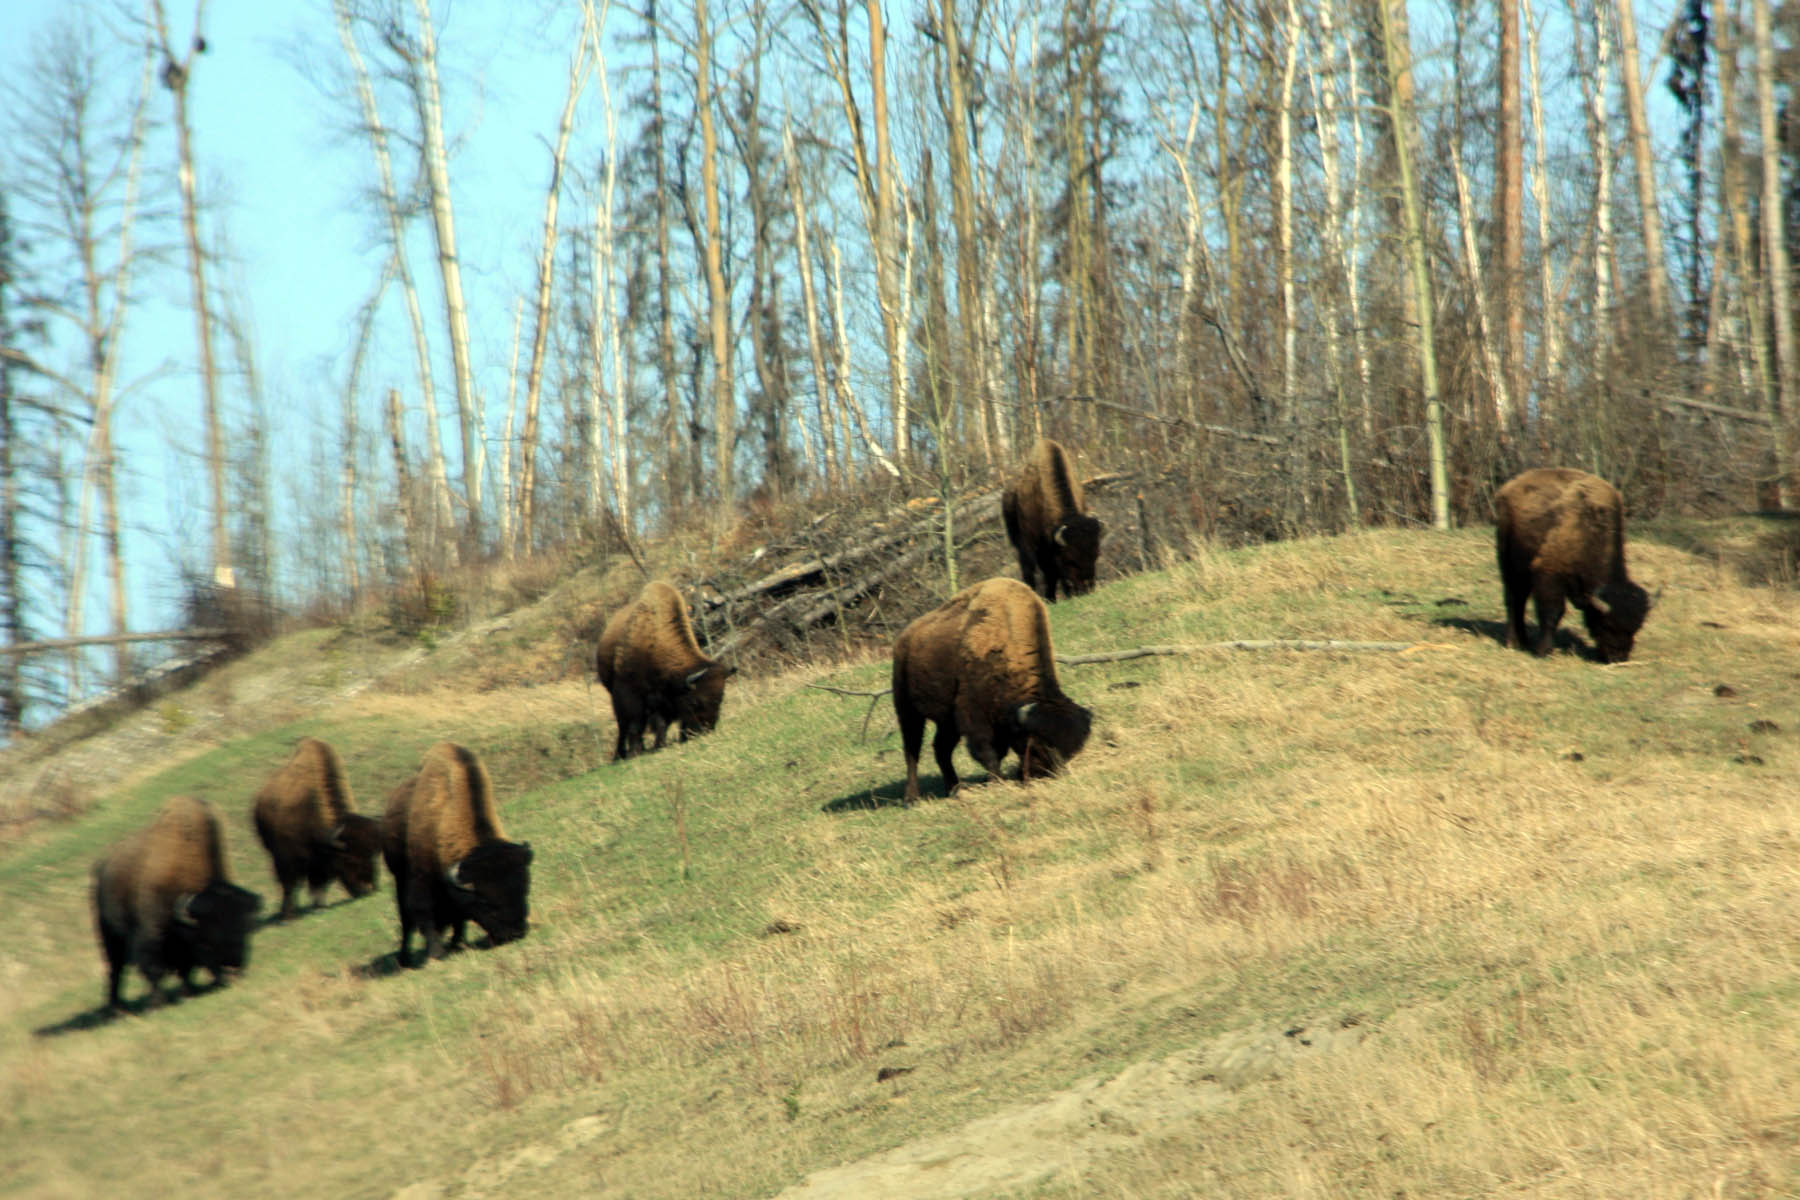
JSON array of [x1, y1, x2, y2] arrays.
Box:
[[3, 527, 1798, 1199]]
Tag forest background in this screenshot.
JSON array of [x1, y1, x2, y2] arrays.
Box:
[[0, 0, 1796, 739]]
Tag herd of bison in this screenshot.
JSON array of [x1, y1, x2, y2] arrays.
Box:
[[85, 448, 1649, 1013]]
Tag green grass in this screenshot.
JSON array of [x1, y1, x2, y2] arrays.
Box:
[[4, 526, 1800, 1198]]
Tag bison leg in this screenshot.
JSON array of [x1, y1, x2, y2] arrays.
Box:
[[397, 879, 427, 967], [898, 707, 928, 804], [100, 926, 130, 1010], [1530, 581, 1566, 656], [307, 856, 334, 910], [961, 724, 1005, 787], [932, 721, 963, 797], [612, 698, 645, 760], [1501, 570, 1531, 651], [648, 712, 672, 750]]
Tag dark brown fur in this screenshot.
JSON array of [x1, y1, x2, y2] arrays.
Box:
[[595, 581, 736, 760], [1001, 439, 1104, 601], [1495, 467, 1650, 663], [91, 796, 262, 1010], [891, 577, 1093, 804], [380, 742, 532, 967], [251, 737, 381, 920]]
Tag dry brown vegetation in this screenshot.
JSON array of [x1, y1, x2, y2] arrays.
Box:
[[2, 523, 1798, 1198]]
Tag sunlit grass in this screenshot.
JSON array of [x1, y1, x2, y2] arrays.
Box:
[[2, 525, 1798, 1197]]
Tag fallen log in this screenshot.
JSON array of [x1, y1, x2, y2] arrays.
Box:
[[1056, 639, 1434, 666], [710, 496, 1006, 660]]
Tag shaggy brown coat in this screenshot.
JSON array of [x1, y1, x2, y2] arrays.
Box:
[[91, 795, 262, 1010], [381, 742, 532, 967], [1001, 439, 1104, 601], [252, 737, 382, 920], [1495, 467, 1651, 663], [595, 580, 736, 760], [891, 576, 1093, 804]]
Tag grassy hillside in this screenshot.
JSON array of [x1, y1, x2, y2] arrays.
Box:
[[3, 526, 1798, 1198]]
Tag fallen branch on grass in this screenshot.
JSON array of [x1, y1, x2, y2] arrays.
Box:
[[805, 682, 891, 698], [1057, 639, 1431, 666]]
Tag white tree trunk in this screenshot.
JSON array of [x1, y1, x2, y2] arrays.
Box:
[[406, 0, 482, 544], [784, 123, 838, 488], [335, 0, 454, 549], [1522, 0, 1565, 419], [1750, 0, 1796, 504]]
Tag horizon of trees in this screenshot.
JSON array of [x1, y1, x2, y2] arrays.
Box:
[[1, 0, 1796, 735]]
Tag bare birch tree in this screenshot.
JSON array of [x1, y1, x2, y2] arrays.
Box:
[[516, 2, 594, 554], [149, 0, 230, 587], [1749, 0, 1795, 504], [1378, 0, 1449, 528], [803, 0, 908, 468], [1610, 0, 1672, 326], [693, 0, 736, 502], [384, 0, 482, 546], [333, 0, 454, 549], [1522, 0, 1565, 421], [9, 15, 158, 687]]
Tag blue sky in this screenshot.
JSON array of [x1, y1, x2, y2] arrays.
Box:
[[6, 0, 605, 643]]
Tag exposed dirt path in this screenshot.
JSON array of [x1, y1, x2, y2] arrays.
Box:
[[774, 1015, 1369, 1199], [389, 1014, 1367, 1200]]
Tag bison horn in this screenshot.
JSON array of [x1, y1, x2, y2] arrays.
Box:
[[173, 892, 199, 925], [1052, 524, 1069, 548], [1015, 702, 1039, 728], [684, 666, 711, 690], [1588, 594, 1611, 616], [328, 822, 347, 850]]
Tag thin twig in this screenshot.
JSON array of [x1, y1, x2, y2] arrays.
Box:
[[805, 681, 892, 698], [1057, 639, 1431, 666]]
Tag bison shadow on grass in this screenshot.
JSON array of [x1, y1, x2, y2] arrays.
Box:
[[34, 973, 236, 1038], [819, 762, 1036, 814], [1429, 611, 1608, 661]]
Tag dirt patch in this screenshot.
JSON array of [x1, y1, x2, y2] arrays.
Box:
[[775, 1014, 1367, 1199], [385, 1015, 1366, 1200]]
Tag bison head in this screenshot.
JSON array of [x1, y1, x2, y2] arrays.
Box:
[[1582, 578, 1651, 663], [446, 839, 534, 947], [1014, 696, 1094, 780], [1051, 514, 1104, 596], [329, 813, 384, 898], [675, 662, 737, 737], [169, 881, 262, 977]]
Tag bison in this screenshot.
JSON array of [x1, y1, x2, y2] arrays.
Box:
[[251, 737, 382, 920], [91, 795, 262, 1011], [1001, 439, 1104, 601], [381, 742, 532, 967], [1495, 466, 1650, 663], [595, 580, 737, 760], [891, 576, 1094, 804]]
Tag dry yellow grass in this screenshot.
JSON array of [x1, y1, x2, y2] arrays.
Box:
[[3, 525, 1798, 1198]]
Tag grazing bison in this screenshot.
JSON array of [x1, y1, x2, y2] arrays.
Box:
[[91, 795, 262, 1011], [595, 580, 737, 760], [892, 576, 1093, 804], [251, 737, 382, 920], [381, 742, 532, 967], [1495, 467, 1650, 663], [1001, 439, 1104, 601]]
